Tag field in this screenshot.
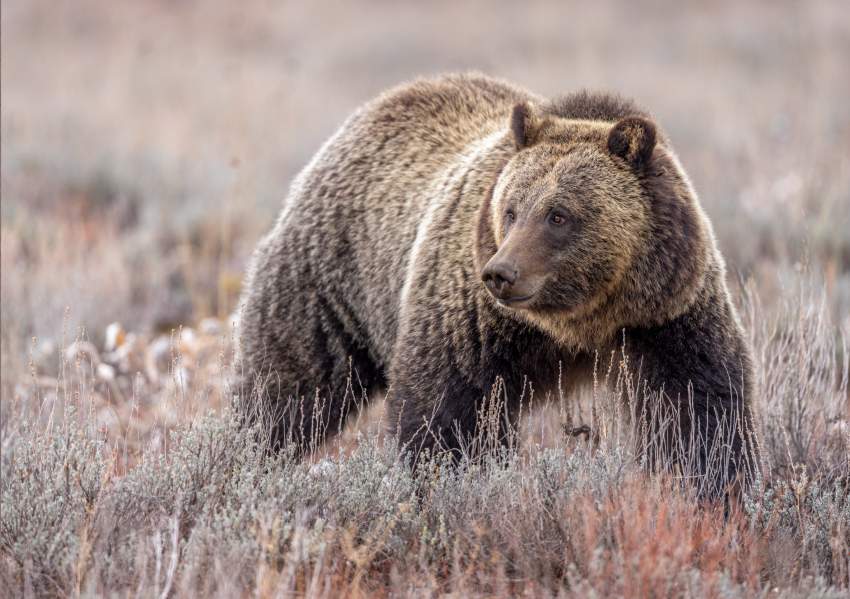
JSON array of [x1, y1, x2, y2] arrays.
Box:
[[1, 0, 849, 597]]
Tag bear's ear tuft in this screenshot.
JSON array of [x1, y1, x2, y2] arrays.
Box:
[[511, 102, 542, 150], [607, 116, 657, 169]]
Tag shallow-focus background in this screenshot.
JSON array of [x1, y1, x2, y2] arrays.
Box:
[[3, 0, 850, 453], [3, 0, 849, 448], [2, 2, 849, 597]]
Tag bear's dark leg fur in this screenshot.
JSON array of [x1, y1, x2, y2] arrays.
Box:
[[243, 333, 381, 454], [390, 367, 526, 464], [244, 341, 382, 453], [239, 239, 385, 452], [390, 377, 486, 462], [625, 283, 760, 496], [388, 299, 553, 464]]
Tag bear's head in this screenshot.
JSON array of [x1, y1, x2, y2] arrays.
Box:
[[474, 101, 714, 349]]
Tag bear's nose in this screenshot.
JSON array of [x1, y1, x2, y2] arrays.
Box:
[[482, 262, 518, 296]]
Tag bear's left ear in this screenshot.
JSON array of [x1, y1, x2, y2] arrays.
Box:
[[607, 116, 657, 170], [510, 102, 544, 150]]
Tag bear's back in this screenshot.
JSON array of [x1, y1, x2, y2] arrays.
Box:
[[266, 75, 528, 364]]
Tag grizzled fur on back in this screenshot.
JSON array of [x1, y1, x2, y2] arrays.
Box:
[[544, 90, 650, 123], [238, 73, 759, 497]]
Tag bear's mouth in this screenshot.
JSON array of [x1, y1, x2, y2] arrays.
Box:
[[496, 294, 536, 308]]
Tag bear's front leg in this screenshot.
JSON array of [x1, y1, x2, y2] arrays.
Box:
[[625, 290, 761, 498], [386, 306, 529, 464], [388, 367, 485, 463]]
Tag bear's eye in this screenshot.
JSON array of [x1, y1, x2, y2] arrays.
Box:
[[505, 209, 516, 224], [549, 211, 567, 227]]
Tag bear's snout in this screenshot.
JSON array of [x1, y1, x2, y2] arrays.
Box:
[[482, 261, 517, 293], [482, 260, 538, 306]]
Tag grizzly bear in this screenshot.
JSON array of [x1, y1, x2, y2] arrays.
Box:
[[238, 73, 759, 495]]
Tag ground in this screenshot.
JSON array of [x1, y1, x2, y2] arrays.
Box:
[[1, 1, 848, 597]]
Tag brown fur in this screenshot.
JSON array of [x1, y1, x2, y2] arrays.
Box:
[[237, 73, 759, 495]]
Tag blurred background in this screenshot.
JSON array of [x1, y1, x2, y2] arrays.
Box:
[[2, 0, 848, 420]]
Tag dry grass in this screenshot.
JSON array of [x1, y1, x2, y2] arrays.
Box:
[[1, 288, 847, 597], [2, 0, 849, 597]]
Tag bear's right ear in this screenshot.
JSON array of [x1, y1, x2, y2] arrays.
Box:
[[607, 116, 657, 170], [510, 102, 543, 150]]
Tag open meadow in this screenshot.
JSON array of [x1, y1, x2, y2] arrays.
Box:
[[1, 1, 848, 596]]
